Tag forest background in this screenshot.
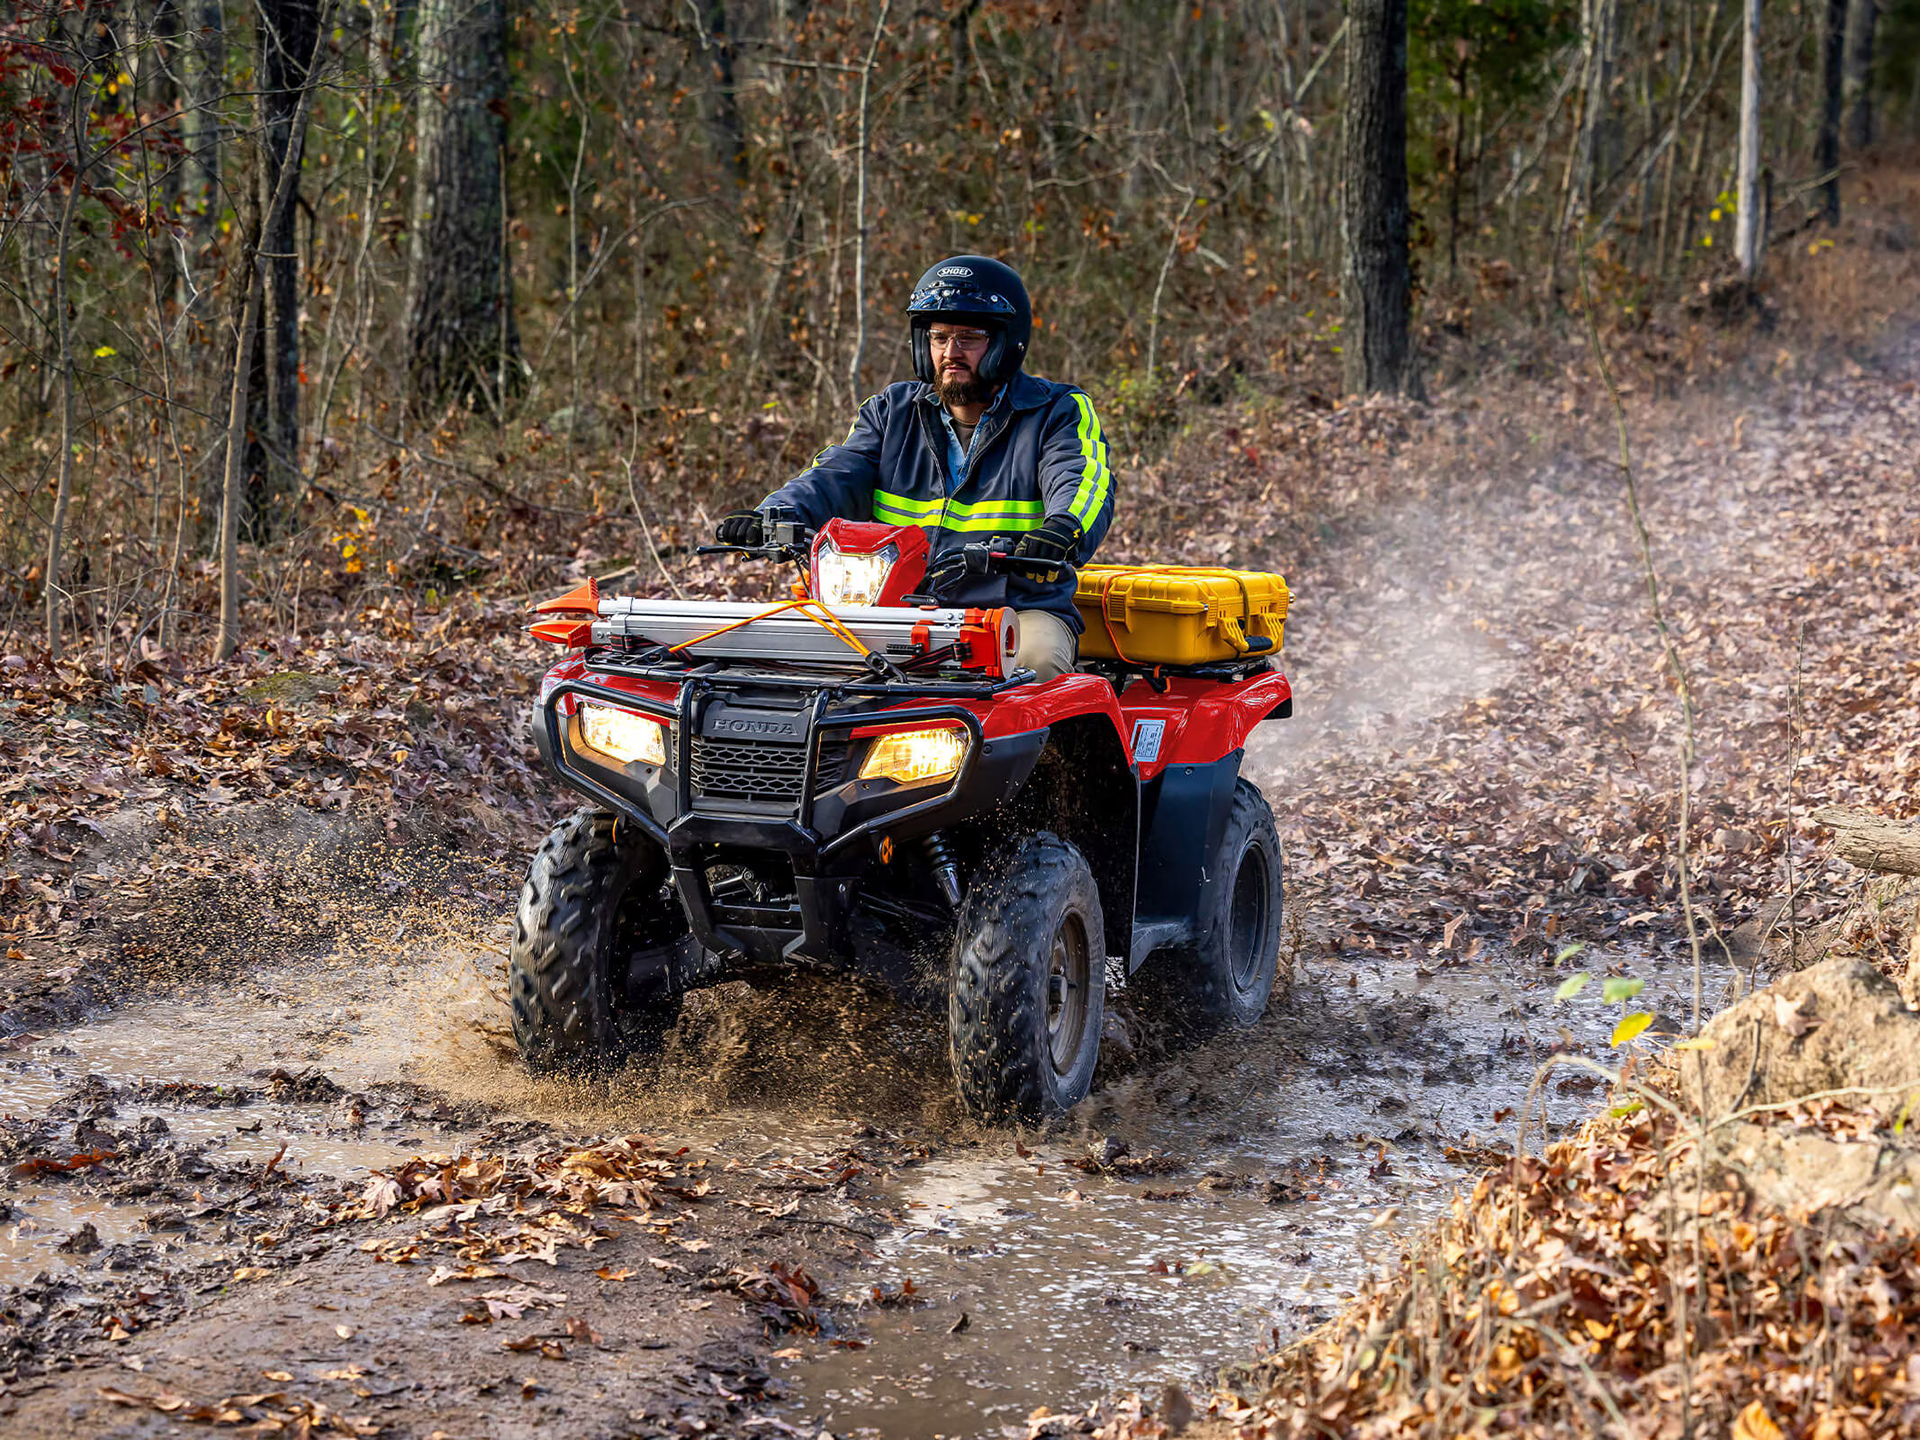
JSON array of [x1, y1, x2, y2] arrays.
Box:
[[3, 0, 1920, 666]]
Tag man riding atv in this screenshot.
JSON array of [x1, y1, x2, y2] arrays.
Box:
[[716, 256, 1111, 684], [511, 254, 1292, 1125]]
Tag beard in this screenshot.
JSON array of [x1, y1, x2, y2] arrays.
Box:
[[935, 363, 995, 407]]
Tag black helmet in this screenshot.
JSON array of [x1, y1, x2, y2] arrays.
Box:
[[907, 255, 1031, 387]]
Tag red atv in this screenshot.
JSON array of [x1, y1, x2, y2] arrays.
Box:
[[511, 517, 1292, 1121]]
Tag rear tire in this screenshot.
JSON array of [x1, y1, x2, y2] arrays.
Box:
[[1146, 779, 1283, 1035], [949, 833, 1106, 1122], [508, 808, 688, 1074]]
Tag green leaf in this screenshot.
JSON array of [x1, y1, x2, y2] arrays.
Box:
[[1608, 1100, 1645, 1117], [1602, 977, 1645, 1004], [1555, 942, 1587, 966], [1611, 1012, 1654, 1047], [1554, 972, 1591, 1002]]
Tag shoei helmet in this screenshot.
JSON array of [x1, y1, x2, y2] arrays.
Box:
[[907, 255, 1032, 387]]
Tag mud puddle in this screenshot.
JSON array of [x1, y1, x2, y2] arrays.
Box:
[[3, 914, 1739, 1440], [0, 947, 515, 1284], [779, 945, 1740, 1439]]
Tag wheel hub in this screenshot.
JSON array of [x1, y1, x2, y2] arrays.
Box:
[[1046, 912, 1091, 1076]]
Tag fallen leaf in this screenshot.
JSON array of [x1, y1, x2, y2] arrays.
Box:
[[595, 1267, 635, 1282], [335, 1324, 356, 1340], [1733, 1400, 1784, 1440]]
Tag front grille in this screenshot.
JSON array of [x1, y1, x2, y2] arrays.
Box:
[[689, 738, 809, 806]]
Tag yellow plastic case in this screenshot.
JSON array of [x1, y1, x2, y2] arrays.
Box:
[[1072, 565, 1290, 666]]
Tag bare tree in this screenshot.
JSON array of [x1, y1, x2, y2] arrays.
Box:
[[1735, 0, 1763, 279], [217, 5, 332, 662], [405, 0, 522, 407], [1340, 0, 1421, 399], [1818, 0, 1848, 222], [1844, 0, 1878, 149], [254, 0, 322, 527]]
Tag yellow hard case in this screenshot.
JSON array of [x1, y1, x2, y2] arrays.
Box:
[[1072, 565, 1290, 666]]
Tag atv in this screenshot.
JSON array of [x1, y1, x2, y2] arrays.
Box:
[[509, 515, 1292, 1121]]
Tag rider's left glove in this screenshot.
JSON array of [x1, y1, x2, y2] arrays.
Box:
[[716, 510, 767, 547], [1012, 515, 1083, 583]]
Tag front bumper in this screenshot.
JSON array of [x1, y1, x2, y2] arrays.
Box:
[[534, 673, 1046, 965]]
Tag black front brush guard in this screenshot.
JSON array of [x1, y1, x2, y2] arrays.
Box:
[[537, 675, 1030, 965]]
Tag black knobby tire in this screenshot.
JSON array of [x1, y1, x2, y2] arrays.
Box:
[[1149, 778, 1284, 1035], [508, 808, 687, 1074], [948, 832, 1107, 1123]]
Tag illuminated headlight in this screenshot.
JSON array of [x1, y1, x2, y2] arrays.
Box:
[[858, 726, 968, 785], [580, 704, 667, 765], [815, 542, 898, 606]]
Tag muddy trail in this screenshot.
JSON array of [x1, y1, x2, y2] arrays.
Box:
[[6, 329, 1917, 1437]]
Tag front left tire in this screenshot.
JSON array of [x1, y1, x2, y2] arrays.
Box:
[[948, 832, 1107, 1122]]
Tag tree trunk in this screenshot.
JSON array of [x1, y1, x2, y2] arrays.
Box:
[[1734, 0, 1762, 280], [1339, 0, 1421, 399], [253, 0, 320, 533], [1817, 0, 1847, 221], [1844, 0, 1877, 149], [218, 2, 330, 662], [174, 0, 223, 289], [405, 0, 521, 408], [693, 0, 749, 185], [948, 0, 982, 109]]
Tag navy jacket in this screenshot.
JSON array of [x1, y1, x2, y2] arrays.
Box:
[[759, 373, 1115, 633]]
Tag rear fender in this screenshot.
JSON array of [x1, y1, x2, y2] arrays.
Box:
[[1120, 669, 1291, 780]]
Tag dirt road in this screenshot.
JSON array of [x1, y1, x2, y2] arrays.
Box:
[[4, 329, 1916, 1438]]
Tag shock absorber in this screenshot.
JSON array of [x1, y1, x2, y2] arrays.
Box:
[[923, 831, 963, 909]]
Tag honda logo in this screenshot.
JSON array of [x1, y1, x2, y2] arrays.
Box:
[[710, 717, 798, 738]]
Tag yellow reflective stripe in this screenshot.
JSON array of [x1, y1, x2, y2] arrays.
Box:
[[873, 490, 1043, 517], [943, 512, 1044, 532], [1069, 393, 1111, 527], [947, 495, 1043, 516], [873, 489, 945, 515]]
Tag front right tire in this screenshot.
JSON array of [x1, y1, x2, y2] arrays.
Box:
[[948, 832, 1107, 1123]]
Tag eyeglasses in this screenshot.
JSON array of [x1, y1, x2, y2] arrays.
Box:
[[927, 327, 992, 353]]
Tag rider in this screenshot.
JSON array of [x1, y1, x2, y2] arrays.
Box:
[[715, 256, 1114, 683]]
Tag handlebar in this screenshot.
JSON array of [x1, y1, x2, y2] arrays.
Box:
[[958, 541, 1078, 586], [697, 516, 814, 566]]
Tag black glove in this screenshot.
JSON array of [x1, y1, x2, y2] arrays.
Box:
[[924, 547, 971, 600], [1013, 515, 1083, 582], [716, 510, 766, 547]]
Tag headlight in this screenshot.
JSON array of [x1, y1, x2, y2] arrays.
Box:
[[815, 542, 898, 606], [580, 704, 667, 765], [858, 725, 968, 785]]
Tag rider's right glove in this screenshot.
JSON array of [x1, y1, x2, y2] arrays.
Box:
[[923, 547, 970, 601], [716, 510, 766, 547]]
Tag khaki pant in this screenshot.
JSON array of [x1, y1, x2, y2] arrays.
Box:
[[1014, 608, 1078, 683]]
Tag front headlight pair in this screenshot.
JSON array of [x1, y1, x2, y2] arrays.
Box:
[[583, 704, 965, 787]]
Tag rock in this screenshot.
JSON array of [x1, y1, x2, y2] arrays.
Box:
[[1683, 956, 1920, 1121], [57, 1222, 102, 1254]]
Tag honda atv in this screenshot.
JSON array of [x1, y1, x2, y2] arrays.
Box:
[[509, 516, 1293, 1121]]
